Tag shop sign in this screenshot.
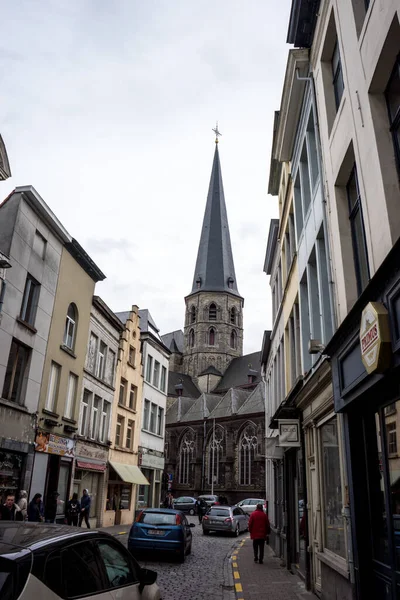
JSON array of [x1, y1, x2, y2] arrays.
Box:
[[75, 441, 108, 462], [35, 431, 75, 457], [360, 302, 392, 374], [278, 420, 300, 447]]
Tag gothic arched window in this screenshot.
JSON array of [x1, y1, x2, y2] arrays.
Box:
[[189, 329, 195, 348], [207, 426, 224, 485], [209, 303, 217, 320], [209, 328, 215, 346], [230, 307, 236, 324], [230, 330, 237, 349], [239, 424, 257, 485], [179, 429, 195, 484], [190, 306, 196, 324]]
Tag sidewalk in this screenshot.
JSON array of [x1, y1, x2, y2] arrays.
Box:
[[231, 536, 315, 600]]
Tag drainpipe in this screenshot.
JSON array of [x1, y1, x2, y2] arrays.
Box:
[[261, 368, 268, 513]]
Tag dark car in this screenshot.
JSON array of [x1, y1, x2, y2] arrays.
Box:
[[0, 521, 160, 600], [129, 508, 195, 563], [173, 496, 197, 515]]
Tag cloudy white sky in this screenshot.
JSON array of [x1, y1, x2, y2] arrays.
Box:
[[2, 0, 291, 354]]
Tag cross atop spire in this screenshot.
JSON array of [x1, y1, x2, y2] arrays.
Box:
[[212, 122, 222, 144]]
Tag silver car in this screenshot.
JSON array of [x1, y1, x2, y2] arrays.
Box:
[[235, 498, 266, 514], [202, 505, 249, 536]]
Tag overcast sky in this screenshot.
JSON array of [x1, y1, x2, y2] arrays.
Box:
[[2, 0, 291, 354]]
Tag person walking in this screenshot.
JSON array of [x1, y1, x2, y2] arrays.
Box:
[[79, 489, 91, 528], [16, 490, 28, 521], [196, 497, 208, 524], [163, 492, 174, 509], [44, 491, 60, 523], [0, 494, 21, 520], [248, 503, 271, 564], [28, 494, 44, 522], [66, 493, 81, 526]]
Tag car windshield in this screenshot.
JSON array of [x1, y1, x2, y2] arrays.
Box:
[[140, 512, 177, 526], [209, 508, 230, 517]]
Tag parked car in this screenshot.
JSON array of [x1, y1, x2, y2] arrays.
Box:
[[235, 498, 267, 514], [197, 494, 220, 507], [0, 521, 160, 600], [202, 505, 249, 536], [129, 508, 195, 563], [173, 496, 197, 515]]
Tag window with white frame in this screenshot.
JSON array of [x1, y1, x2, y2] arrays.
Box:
[[96, 341, 107, 379], [65, 373, 78, 420], [149, 403, 157, 433], [63, 304, 77, 350], [153, 360, 160, 388], [79, 389, 91, 436], [119, 378, 127, 405], [126, 419, 134, 450], [20, 274, 40, 326], [90, 396, 101, 439], [116, 414, 124, 447], [146, 355, 153, 382], [129, 384, 137, 411], [129, 345, 136, 367], [46, 362, 61, 412], [179, 429, 195, 484], [387, 422, 397, 455], [157, 407, 164, 436], [100, 401, 111, 443], [239, 424, 257, 486], [143, 399, 150, 430], [160, 366, 167, 393]]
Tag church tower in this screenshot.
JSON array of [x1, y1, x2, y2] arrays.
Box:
[[183, 131, 244, 389]]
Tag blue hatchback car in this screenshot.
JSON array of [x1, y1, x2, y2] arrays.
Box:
[[128, 508, 195, 563]]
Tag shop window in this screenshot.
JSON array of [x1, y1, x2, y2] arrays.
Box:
[[119, 379, 127, 406], [239, 424, 257, 485], [385, 57, 400, 175], [179, 429, 195, 484], [45, 362, 61, 413], [209, 303, 217, 320], [79, 389, 91, 436], [347, 166, 370, 296], [129, 384, 137, 411], [63, 303, 77, 350], [160, 366, 167, 392], [320, 417, 346, 558], [146, 355, 153, 383], [20, 274, 40, 327], [143, 399, 150, 430], [2, 339, 30, 405], [64, 373, 78, 420], [157, 407, 164, 436], [207, 426, 224, 485], [126, 420, 134, 450], [100, 401, 111, 443], [128, 345, 136, 367], [115, 415, 124, 447], [153, 360, 160, 388], [96, 341, 107, 380]]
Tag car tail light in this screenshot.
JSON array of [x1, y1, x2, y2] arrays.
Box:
[[175, 514, 182, 525], [214, 502, 220, 505], [135, 511, 143, 522], [224, 517, 233, 523], [203, 515, 209, 521]]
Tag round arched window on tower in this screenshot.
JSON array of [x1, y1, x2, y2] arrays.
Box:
[[230, 330, 237, 349], [209, 303, 217, 320], [190, 306, 196, 324], [189, 329, 195, 348], [209, 328, 215, 346]]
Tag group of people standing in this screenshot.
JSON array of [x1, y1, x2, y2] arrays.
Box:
[[0, 489, 91, 527]]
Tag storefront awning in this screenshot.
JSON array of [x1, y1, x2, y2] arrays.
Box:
[[76, 460, 106, 472], [109, 462, 150, 485]]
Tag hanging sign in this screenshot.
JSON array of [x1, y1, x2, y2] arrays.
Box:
[[35, 431, 75, 456], [360, 302, 391, 374], [278, 420, 301, 447]]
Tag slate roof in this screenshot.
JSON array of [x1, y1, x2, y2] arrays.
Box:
[[214, 351, 262, 392], [115, 311, 130, 324], [167, 371, 201, 399], [208, 388, 251, 419], [237, 382, 265, 415], [179, 393, 222, 422], [166, 397, 196, 424], [189, 144, 241, 297], [161, 330, 184, 354], [199, 365, 223, 376]]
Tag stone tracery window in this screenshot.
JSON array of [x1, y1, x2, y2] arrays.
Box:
[[179, 429, 195, 484], [230, 330, 237, 349], [209, 328, 215, 346], [207, 426, 224, 485], [239, 424, 258, 485]]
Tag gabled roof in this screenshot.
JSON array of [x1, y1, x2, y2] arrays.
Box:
[[199, 365, 222, 376], [166, 397, 196, 424], [208, 388, 251, 419], [180, 393, 222, 422], [138, 309, 160, 335], [237, 382, 265, 415], [189, 144, 241, 298], [214, 351, 262, 393], [161, 330, 184, 354], [115, 311, 130, 324], [167, 371, 201, 399]]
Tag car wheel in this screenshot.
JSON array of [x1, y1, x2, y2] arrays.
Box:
[[189, 508, 195, 515], [234, 524, 240, 537]]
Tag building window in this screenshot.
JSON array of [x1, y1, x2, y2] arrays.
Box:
[[107, 349, 116, 386], [116, 415, 124, 447], [209, 303, 217, 320], [332, 40, 344, 110], [160, 366, 167, 393], [230, 307, 236, 324], [387, 422, 397, 455], [230, 330, 237, 349], [157, 407, 164, 436], [146, 355, 153, 383], [149, 403, 157, 433], [126, 420, 134, 450], [45, 362, 61, 412], [65, 373, 78, 420], [20, 274, 40, 326], [385, 58, 400, 174], [33, 230, 47, 259], [209, 328, 215, 346], [347, 166, 369, 295], [189, 329, 195, 348], [143, 399, 150, 430], [96, 341, 107, 379], [90, 396, 101, 439], [100, 401, 111, 443], [79, 389, 90, 436], [179, 429, 195, 484], [384, 403, 397, 416], [207, 427, 224, 485], [128, 345, 136, 367], [228, 277, 234, 289], [2, 340, 30, 404], [129, 384, 137, 411], [190, 306, 196, 323], [63, 303, 77, 350], [153, 361, 160, 388], [119, 379, 127, 406], [239, 424, 257, 486]]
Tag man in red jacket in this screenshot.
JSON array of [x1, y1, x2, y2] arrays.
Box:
[[248, 503, 271, 564]]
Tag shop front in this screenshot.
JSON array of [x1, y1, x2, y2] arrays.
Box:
[[73, 440, 108, 527], [138, 448, 164, 509], [0, 450, 26, 503], [326, 241, 400, 600], [106, 461, 150, 526], [31, 430, 75, 522]]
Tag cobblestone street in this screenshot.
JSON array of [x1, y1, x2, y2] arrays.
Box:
[[113, 516, 237, 600]]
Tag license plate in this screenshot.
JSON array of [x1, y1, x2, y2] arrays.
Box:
[[148, 529, 165, 536], [210, 520, 220, 525]]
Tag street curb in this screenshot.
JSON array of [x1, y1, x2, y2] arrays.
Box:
[[222, 538, 240, 600], [229, 535, 249, 600]]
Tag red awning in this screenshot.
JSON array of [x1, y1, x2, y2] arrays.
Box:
[[76, 461, 106, 472]]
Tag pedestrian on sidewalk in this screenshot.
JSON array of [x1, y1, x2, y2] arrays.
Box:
[[248, 503, 271, 564], [66, 493, 81, 526], [28, 493, 44, 522], [79, 489, 91, 528]]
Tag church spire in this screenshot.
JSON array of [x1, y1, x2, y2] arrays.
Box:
[[190, 138, 241, 297]]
